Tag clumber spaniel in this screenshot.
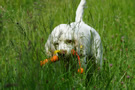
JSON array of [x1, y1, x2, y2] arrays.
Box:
[[45, 0, 103, 70]]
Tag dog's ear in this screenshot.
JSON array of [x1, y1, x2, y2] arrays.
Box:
[[45, 35, 56, 57]]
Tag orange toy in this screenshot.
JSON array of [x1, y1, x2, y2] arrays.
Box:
[[71, 49, 76, 55], [78, 67, 84, 74], [40, 55, 58, 66], [40, 61, 43, 66], [71, 49, 84, 74], [51, 55, 59, 62], [40, 49, 83, 74]]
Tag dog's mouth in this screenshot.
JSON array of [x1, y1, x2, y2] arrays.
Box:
[[54, 50, 72, 60], [58, 54, 68, 58], [60, 50, 67, 55], [58, 52, 71, 59]]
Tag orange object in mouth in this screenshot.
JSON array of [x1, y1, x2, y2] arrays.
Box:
[[40, 61, 43, 66], [51, 55, 59, 62], [40, 55, 59, 66], [71, 49, 83, 74], [78, 67, 84, 74], [41, 49, 83, 74], [71, 49, 76, 55]]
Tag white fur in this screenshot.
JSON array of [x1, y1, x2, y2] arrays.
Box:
[[45, 0, 103, 69]]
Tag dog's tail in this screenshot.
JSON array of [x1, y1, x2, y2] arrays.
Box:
[[75, 0, 86, 22]]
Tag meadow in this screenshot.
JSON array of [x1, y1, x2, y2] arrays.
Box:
[[0, 0, 135, 89]]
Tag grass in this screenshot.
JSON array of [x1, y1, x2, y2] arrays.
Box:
[[0, 0, 135, 89]]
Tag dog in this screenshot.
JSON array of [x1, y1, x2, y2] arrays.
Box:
[[45, 0, 103, 70]]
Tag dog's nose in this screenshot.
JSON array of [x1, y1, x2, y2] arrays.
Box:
[[59, 49, 67, 55]]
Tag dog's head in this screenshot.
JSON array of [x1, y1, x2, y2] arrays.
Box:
[[45, 24, 80, 56]]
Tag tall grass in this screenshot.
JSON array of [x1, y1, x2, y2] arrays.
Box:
[[0, 0, 135, 89]]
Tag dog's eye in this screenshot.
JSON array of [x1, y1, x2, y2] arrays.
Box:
[[66, 40, 73, 43], [54, 42, 59, 46]]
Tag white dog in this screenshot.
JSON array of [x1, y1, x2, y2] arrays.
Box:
[[45, 0, 103, 70]]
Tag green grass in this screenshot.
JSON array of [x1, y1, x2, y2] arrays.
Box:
[[0, 0, 135, 89]]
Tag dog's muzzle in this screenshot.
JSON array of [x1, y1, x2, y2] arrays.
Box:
[[58, 49, 67, 55]]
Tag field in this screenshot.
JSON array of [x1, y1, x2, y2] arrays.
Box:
[[0, 0, 135, 89]]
